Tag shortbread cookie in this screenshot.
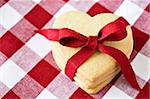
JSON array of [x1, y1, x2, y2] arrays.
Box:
[[51, 11, 133, 93]]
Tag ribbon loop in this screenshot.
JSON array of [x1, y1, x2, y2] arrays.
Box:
[[59, 28, 87, 47], [98, 17, 128, 41]]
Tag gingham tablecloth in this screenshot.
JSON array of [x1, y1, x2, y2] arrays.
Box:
[[0, 0, 149, 99]]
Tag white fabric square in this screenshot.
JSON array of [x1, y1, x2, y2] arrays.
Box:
[[93, 0, 100, 2], [54, 3, 77, 18], [32, 0, 42, 3], [131, 53, 150, 81], [102, 86, 132, 99], [36, 89, 58, 99], [26, 33, 53, 58], [0, 59, 26, 89], [0, 3, 23, 30], [0, 25, 7, 38], [114, 0, 144, 25]]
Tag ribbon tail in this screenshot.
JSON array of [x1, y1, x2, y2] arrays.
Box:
[[98, 44, 141, 90], [35, 29, 59, 41], [65, 47, 95, 80]]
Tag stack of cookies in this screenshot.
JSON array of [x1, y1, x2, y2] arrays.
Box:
[[51, 11, 133, 93]]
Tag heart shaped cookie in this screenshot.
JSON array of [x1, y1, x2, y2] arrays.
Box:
[[51, 11, 133, 93]]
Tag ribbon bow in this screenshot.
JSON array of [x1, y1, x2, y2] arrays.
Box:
[[36, 17, 140, 90]]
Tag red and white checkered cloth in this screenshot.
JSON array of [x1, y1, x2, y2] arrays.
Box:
[[0, 0, 149, 99]]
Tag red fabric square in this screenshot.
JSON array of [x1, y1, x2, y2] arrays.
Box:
[[69, 88, 94, 99], [0, 31, 24, 58], [63, 0, 69, 2], [145, 4, 150, 12], [87, 3, 111, 16], [130, 50, 138, 62], [28, 59, 60, 87], [2, 90, 20, 99], [136, 82, 150, 99], [44, 51, 60, 71], [25, 5, 53, 29], [131, 26, 149, 52], [0, 0, 9, 7]]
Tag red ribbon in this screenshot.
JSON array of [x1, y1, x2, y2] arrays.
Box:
[[36, 17, 141, 90]]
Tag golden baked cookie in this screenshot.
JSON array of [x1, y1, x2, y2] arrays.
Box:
[[51, 11, 133, 93]]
